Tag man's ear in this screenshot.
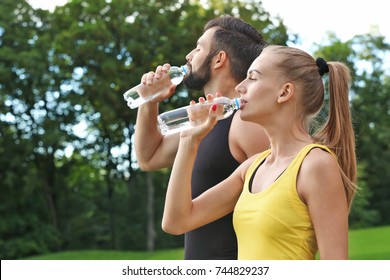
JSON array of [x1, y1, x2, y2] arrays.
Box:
[[214, 51, 227, 68], [277, 83, 294, 103]]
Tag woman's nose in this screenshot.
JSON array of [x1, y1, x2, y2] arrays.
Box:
[[235, 81, 246, 95]]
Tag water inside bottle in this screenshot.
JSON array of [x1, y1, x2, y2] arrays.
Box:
[[158, 116, 194, 135], [158, 101, 233, 135], [158, 106, 189, 135], [169, 72, 184, 85], [124, 74, 174, 109], [124, 66, 187, 109]]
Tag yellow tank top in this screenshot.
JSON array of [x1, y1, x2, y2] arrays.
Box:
[[233, 144, 333, 260]]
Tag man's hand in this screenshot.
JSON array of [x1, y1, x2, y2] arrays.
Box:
[[139, 63, 177, 102]]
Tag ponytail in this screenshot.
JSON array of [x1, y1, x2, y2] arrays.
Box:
[[313, 62, 357, 208]]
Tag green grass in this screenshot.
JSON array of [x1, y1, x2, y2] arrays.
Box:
[[25, 226, 390, 260], [349, 225, 390, 260], [25, 248, 184, 260]]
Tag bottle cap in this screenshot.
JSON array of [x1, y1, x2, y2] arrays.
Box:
[[180, 65, 188, 75], [234, 98, 240, 109]]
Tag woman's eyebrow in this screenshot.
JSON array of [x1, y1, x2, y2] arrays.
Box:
[[248, 69, 261, 75]]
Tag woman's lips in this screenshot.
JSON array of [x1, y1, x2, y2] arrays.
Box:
[[239, 99, 247, 109]]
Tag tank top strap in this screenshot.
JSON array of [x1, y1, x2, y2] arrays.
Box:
[[293, 144, 335, 163]]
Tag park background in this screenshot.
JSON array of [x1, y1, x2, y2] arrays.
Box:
[[1, 0, 389, 260]]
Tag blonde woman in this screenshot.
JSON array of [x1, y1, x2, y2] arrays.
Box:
[[162, 45, 357, 260]]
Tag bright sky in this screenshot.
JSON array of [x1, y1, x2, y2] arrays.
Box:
[[261, 0, 389, 51], [28, 0, 389, 52]]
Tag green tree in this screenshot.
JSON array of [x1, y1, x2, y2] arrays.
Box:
[[350, 34, 390, 226], [0, 0, 75, 258]]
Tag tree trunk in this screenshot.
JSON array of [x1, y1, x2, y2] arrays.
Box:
[[146, 172, 155, 251], [107, 174, 117, 249]]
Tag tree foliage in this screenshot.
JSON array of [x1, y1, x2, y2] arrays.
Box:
[[1, 0, 389, 259]]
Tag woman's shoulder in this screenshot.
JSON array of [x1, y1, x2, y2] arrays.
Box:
[[303, 145, 337, 168], [297, 145, 343, 203]]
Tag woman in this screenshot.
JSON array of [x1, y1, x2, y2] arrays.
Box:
[[162, 45, 357, 260]]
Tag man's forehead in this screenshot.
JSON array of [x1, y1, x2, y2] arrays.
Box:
[[198, 28, 216, 45]]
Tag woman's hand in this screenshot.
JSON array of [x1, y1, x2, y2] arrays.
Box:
[[181, 94, 221, 142]]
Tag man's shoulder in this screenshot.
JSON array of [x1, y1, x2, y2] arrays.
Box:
[[230, 111, 266, 136], [228, 112, 270, 160]]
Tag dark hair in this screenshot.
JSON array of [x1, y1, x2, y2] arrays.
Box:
[[204, 16, 267, 83]]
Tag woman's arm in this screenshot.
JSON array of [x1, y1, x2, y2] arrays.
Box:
[[162, 105, 250, 235], [298, 148, 349, 259]]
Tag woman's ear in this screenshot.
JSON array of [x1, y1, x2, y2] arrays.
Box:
[[277, 83, 294, 103]]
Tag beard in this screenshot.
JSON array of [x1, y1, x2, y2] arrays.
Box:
[[183, 52, 214, 91]]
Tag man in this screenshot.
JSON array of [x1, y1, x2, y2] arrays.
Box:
[[134, 16, 269, 259]]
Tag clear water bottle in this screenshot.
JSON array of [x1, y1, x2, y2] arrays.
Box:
[[123, 65, 188, 109], [158, 97, 240, 135]]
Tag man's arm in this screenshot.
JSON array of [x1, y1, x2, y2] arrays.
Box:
[[229, 111, 269, 163], [134, 101, 180, 170], [133, 64, 181, 171]]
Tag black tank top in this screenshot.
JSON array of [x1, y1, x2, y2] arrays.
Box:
[[185, 111, 240, 259]]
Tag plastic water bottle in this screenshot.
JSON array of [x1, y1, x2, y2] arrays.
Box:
[[158, 97, 240, 135], [123, 65, 188, 109]]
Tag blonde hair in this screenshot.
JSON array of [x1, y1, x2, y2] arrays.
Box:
[[263, 45, 357, 208]]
